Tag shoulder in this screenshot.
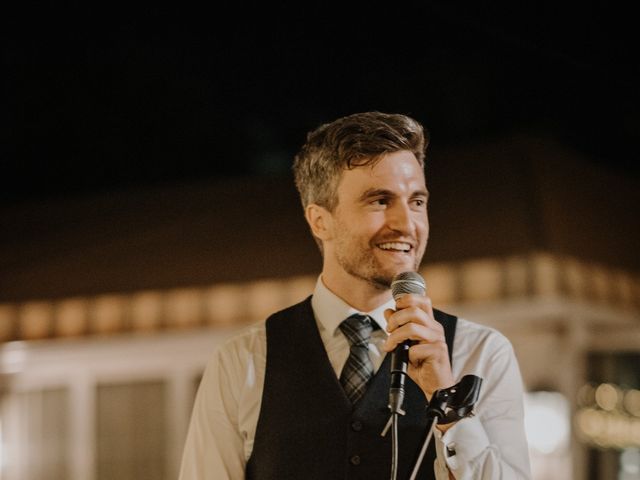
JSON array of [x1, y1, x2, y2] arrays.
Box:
[[265, 296, 313, 323], [207, 321, 267, 377], [456, 317, 512, 349], [450, 317, 517, 371], [212, 297, 312, 367], [434, 309, 513, 354], [191, 320, 268, 416]]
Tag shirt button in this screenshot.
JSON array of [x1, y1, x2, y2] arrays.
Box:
[[351, 421, 363, 431], [446, 442, 457, 457], [350, 455, 361, 465]]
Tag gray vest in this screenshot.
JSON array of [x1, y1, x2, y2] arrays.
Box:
[[246, 296, 457, 480]]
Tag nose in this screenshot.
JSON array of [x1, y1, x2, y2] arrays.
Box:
[[386, 201, 413, 233]]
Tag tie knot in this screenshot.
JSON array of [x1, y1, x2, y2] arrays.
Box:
[[339, 314, 374, 347]]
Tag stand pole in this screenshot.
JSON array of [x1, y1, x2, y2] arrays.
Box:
[[408, 416, 439, 480], [390, 413, 399, 480]]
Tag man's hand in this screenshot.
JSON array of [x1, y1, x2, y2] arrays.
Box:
[[382, 294, 454, 400]]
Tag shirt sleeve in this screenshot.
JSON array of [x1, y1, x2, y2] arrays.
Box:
[[433, 334, 532, 479], [178, 337, 251, 480]]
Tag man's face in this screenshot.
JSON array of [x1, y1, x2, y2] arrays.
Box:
[[323, 150, 429, 290]]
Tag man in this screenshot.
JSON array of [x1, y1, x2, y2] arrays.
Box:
[[179, 112, 531, 479]]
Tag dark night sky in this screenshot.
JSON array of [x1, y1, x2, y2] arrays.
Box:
[[3, 2, 639, 207]]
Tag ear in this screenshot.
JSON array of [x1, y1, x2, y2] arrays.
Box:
[[305, 203, 334, 241]]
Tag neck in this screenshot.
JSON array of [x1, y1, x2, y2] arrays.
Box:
[[320, 272, 392, 312]]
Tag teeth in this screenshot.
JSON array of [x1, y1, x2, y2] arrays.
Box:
[[378, 242, 411, 252]]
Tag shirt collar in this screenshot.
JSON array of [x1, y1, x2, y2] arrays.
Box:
[[311, 276, 394, 336]]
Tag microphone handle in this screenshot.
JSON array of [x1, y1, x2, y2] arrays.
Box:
[[388, 340, 412, 413], [388, 271, 425, 414], [390, 340, 411, 377]]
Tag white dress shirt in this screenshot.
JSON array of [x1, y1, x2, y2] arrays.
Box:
[[179, 277, 531, 479]]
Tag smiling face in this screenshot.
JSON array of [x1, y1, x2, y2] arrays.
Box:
[[307, 150, 429, 298]]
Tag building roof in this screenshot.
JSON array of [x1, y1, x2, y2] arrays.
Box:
[[1, 134, 638, 303]]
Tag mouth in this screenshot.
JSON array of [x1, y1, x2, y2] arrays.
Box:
[[376, 241, 413, 254]]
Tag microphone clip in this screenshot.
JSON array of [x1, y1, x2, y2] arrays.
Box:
[[407, 375, 483, 480], [426, 374, 483, 424]]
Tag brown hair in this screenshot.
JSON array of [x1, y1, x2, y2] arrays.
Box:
[[293, 111, 428, 212]]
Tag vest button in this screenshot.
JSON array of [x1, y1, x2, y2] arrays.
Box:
[[350, 455, 361, 465], [351, 420, 363, 431]]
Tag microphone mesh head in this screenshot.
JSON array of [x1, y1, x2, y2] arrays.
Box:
[[391, 271, 426, 300]]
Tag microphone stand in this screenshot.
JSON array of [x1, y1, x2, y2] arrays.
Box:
[[408, 375, 483, 480], [381, 374, 482, 480], [384, 340, 411, 480], [383, 272, 425, 480]]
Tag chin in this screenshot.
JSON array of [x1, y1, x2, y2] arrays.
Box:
[[387, 260, 416, 275], [369, 276, 393, 290], [370, 267, 406, 289]]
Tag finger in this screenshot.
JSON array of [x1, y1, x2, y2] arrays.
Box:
[[386, 306, 427, 332], [406, 342, 454, 397], [393, 295, 440, 331], [395, 293, 434, 316], [386, 306, 443, 335], [387, 307, 426, 332], [383, 322, 444, 352], [384, 308, 394, 323], [407, 341, 450, 367]]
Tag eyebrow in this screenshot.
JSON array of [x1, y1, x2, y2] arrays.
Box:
[[358, 188, 430, 202]]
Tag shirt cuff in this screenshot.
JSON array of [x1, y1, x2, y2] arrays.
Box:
[[435, 416, 490, 472]]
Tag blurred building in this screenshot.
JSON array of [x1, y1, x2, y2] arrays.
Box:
[[0, 134, 638, 480]]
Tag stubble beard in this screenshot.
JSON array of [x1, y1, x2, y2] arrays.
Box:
[[334, 235, 425, 292]]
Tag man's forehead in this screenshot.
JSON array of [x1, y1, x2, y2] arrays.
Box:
[[336, 154, 426, 194]]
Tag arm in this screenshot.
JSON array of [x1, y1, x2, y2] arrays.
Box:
[[178, 344, 249, 480], [433, 338, 531, 479], [384, 296, 531, 479]]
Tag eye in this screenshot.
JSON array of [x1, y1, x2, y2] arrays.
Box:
[[371, 197, 389, 206]]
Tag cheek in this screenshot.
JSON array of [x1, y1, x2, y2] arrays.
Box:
[[364, 215, 389, 237], [416, 219, 430, 245], [345, 212, 385, 234], [420, 218, 429, 234], [413, 212, 429, 232]]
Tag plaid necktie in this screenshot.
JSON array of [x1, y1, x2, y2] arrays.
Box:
[[339, 314, 375, 405]]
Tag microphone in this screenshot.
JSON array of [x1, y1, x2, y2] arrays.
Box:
[[388, 271, 426, 415]]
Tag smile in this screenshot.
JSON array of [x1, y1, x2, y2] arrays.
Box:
[[377, 242, 412, 253]]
